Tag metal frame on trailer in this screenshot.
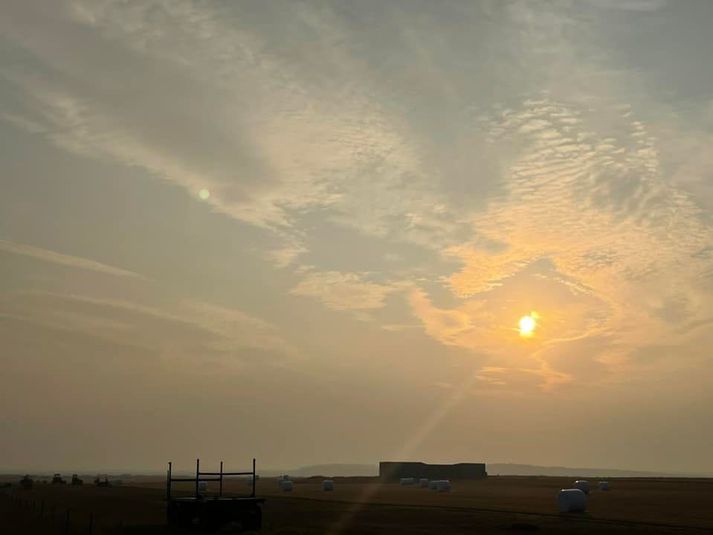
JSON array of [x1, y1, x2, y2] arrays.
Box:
[[166, 458, 257, 500], [165, 458, 263, 531]]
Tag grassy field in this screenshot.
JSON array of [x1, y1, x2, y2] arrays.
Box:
[[3, 476, 713, 533]]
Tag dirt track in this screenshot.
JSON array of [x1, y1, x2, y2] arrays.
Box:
[[3, 476, 713, 534]]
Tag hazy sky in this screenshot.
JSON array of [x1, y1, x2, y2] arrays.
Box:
[[2, 0, 713, 474]]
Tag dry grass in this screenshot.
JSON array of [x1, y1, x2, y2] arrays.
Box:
[[3, 476, 713, 534]]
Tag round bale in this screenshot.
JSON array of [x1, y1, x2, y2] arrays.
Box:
[[558, 488, 587, 513], [280, 480, 294, 492], [598, 481, 610, 491], [419, 478, 429, 488], [322, 479, 334, 491], [435, 480, 451, 493], [573, 480, 590, 494]]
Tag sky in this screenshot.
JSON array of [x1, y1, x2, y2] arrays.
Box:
[[2, 0, 713, 475]]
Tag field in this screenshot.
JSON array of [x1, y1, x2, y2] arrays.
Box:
[[3, 476, 713, 534]]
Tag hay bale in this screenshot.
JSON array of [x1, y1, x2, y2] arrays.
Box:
[[558, 489, 587, 513], [419, 478, 429, 488], [573, 480, 590, 494], [280, 480, 294, 492], [435, 480, 451, 493], [399, 477, 416, 486], [598, 481, 610, 491], [322, 480, 334, 491]]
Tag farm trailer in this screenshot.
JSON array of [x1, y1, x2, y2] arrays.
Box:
[[166, 458, 264, 532]]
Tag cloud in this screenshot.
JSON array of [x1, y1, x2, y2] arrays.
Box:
[[290, 270, 398, 311], [0, 240, 143, 279], [410, 96, 713, 389], [267, 242, 308, 269], [0, 291, 296, 361], [475, 365, 571, 392], [586, 0, 668, 12], [0, 0, 461, 258], [2, 0, 712, 396]]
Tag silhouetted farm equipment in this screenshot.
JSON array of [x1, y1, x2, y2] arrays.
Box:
[[71, 474, 84, 486], [166, 458, 264, 532], [20, 475, 33, 490], [94, 476, 111, 487], [51, 473, 66, 485]]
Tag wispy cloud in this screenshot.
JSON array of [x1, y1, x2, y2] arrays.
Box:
[[0, 0, 461, 261], [0, 291, 296, 361], [291, 270, 399, 312], [586, 0, 668, 12], [2, 0, 712, 396], [0, 240, 143, 279]]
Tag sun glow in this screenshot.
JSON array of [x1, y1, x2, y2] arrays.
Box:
[[518, 312, 539, 338]]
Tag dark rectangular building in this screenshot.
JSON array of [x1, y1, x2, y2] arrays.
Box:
[[379, 461, 487, 481]]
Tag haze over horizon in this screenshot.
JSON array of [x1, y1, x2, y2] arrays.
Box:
[[2, 0, 713, 475]]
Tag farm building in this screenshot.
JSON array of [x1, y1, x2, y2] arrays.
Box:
[[379, 461, 487, 482]]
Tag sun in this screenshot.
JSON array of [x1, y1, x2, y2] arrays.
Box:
[[198, 188, 210, 200], [518, 312, 539, 338]]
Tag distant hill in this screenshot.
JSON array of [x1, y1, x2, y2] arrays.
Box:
[[486, 463, 704, 478], [267, 463, 709, 479]]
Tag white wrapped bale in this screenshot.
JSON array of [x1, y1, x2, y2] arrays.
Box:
[[435, 480, 451, 493], [322, 479, 334, 491], [598, 481, 610, 491], [428, 480, 438, 490], [573, 480, 590, 494], [419, 478, 429, 488], [399, 477, 416, 486], [280, 480, 294, 492], [558, 489, 587, 513]]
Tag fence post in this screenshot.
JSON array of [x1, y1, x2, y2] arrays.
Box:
[[195, 458, 200, 498], [252, 458, 256, 498], [88, 512, 94, 534], [40, 499, 44, 518], [166, 461, 172, 501], [219, 460, 223, 497], [65, 509, 71, 535]]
